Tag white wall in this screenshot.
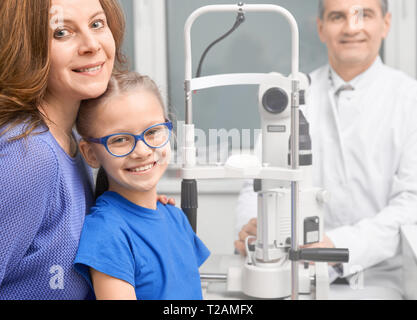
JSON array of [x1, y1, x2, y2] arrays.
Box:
[[133, 0, 168, 106], [384, 0, 417, 78]]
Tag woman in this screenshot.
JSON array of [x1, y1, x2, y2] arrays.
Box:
[[0, 0, 171, 299]]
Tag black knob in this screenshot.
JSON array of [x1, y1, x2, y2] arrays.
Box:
[[262, 87, 288, 114]]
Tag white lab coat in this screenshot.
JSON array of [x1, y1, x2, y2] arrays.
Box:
[[235, 57, 417, 296]]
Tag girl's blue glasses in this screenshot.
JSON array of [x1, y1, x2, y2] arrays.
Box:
[[87, 121, 173, 157]]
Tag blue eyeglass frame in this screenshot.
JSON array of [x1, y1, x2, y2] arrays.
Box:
[[87, 121, 173, 157]]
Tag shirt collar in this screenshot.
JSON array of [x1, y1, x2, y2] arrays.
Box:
[[329, 56, 383, 92]]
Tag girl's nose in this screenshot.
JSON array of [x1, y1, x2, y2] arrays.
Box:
[[130, 140, 153, 159]]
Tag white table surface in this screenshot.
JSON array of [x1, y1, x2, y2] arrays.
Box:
[[200, 254, 404, 300]]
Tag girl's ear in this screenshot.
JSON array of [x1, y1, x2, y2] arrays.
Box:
[[79, 140, 101, 169]]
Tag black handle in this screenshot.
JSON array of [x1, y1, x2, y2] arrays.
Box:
[[181, 179, 198, 233], [290, 248, 349, 263]]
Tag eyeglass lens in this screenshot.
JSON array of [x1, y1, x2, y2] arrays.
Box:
[[107, 124, 170, 156]]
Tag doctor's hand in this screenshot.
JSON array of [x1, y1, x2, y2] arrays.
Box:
[[301, 235, 337, 266], [234, 218, 258, 256], [301, 235, 335, 249]]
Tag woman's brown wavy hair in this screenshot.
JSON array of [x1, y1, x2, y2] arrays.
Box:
[[0, 0, 127, 141]]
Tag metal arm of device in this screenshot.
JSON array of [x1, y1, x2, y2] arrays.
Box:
[[289, 248, 350, 263]]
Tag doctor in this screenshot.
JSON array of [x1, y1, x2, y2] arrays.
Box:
[[235, 0, 417, 298]]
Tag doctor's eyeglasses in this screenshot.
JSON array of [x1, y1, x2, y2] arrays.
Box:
[[87, 121, 173, 157]]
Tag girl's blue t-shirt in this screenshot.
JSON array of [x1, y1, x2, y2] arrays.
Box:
[[74, 191, 210, 300]]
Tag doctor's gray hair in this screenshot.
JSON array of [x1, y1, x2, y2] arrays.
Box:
[[318, 0, 389, 20]]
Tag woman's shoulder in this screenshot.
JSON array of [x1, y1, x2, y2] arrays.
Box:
[[0, 124, 61, 209], [1, 123, 55, 155], [0, 123, 59, 175]]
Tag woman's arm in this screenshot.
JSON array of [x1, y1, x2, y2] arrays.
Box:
[[0, 136, 58, 286], [90, 268, 137, 300]]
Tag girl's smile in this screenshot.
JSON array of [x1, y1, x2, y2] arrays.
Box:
[[125, 161, 158, 174]]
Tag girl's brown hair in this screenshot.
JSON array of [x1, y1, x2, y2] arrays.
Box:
[[76, 72, 166, 139], [76, 72, 167, 199], [0, 0, 127, 141]]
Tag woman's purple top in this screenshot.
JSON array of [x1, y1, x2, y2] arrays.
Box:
[[0, 123, 94, 299]]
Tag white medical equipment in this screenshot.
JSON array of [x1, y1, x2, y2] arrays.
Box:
[[179, 3, 349, 300]]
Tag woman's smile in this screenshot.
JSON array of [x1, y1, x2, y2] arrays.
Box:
[[72, 61, 106, 76]]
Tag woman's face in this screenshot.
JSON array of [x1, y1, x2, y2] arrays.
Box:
[[47, 0, 116, 101]]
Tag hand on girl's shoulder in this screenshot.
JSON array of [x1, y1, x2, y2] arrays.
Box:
[[156, 195, 176, 206]]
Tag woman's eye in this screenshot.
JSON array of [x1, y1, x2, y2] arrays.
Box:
[[91, 20, 105, 29], [54, 28, 70, 39]]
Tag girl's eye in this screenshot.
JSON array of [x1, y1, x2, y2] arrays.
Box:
[[108, 134, 134, 145], [54, 28, 71, 39], [146, 129, 158, 136], [110, 137, 128, 144]]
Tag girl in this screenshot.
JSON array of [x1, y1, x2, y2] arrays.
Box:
[[74, 72, 210, 300]]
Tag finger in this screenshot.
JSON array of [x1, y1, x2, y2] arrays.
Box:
[[168, 198, 176, 205], [238, 229, 249, 242], [234, 240, 247, 256], [243, 222, 257, 237], [157, 195, 167, 204]]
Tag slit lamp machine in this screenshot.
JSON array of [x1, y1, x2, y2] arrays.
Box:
[[179, 3, 349, 300]]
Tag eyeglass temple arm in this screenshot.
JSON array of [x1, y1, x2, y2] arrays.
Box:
[[86, 137, 102, 144]]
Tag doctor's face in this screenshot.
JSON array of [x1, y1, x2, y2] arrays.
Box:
[[46, 0, 116, 101], [317, 0, 391, 70]]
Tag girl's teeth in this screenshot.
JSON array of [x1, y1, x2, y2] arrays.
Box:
[[130, 163, 154, 172]]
